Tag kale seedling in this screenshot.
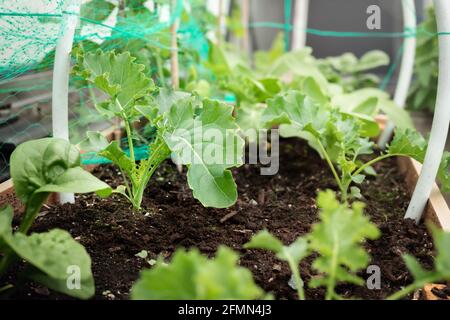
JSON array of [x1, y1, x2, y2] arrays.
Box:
[[75, 49, 244, 210], [0, 138, 111, 299], [245, 190, 379, 300], [308, 190, 380, 300], [388, 225, 450, 300], [245, 230, 309, 300], [318, 50, 390, 92], [262, 87, 450, 202]]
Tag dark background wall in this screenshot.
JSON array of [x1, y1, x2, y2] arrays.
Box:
[[250, 0, 424, 56], [248, 0, 425, 89]]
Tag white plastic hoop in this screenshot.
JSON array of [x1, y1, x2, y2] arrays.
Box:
[[51, 1, 80, 204], [405, 0, 450, 223], [378, 0, 417, 147], [292, 0, 309, 50]]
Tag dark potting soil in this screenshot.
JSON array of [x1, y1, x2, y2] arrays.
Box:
[[2, 139, 435, 300]]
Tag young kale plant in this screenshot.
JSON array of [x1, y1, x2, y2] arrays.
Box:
[[75, 49, 244, 210], [307, 190, 380, 300], [318, 50, 390, 92], [245, 230, 309, 300], [245, 190, 379, 300], [262, 85, 450, 202], [388, 224, 450, 300], [0, 138, 111, 298], [131, 246, 269, 300]]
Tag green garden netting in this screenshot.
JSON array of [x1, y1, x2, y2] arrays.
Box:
[[0, 0, 213, 177], [0, 0, 445, 181]]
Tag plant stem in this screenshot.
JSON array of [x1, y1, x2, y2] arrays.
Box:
[[286, 257, 306, 300], [326, 229, 339, 300], [0, 284, 13, 294], [316, 140, 345, 197], [386, 279, 432, 300], [124, 118, 135, 164], [131, 138, 171, 209], [18, 194, 49, 234], [352, 154, 398, 177]]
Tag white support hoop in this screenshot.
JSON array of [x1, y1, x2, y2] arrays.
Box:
[[378, 0, 417, 147], [405, 0, 450, 223], [51, 1, 80, 204], [292, 0, 309, 50]]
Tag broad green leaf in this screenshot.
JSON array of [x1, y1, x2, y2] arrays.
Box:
[[388, 129, 450, 192], [236, 102, 266, 139], [0, 207, 94, 299], [278, 237, 309, 265], [1, 229, 94, 299], [0, 205, 13, 238], [377, 99, 414, 129], [78, 131, 109, 152], [355, 50, 390, 72], [353, 97, 378, 115], [185, 79, 211, 98], [80, 0, 115, 23], [302, 77, 329, 105], [35, 167, 110, 198], [388, 129, 427, 160], [332, 88, 389, 115], [73, 50, 155, 119], [325, 53, 359, 73], [330, 86, 414, 131], [131, 249, 203, 300], [245, 230, 284, 253], [268, 49, 328, 88], [154, 88, 191, 115], [254, 32, 285, 74], [163, 98, 244, 208], [26, 266, 95, 300], [131, 247, 266, 300], [99, 141, 134, 177], [245, 230, 309, 274], [262, 90, 330, 136], [10, 138, 111, 204], [308, 190, 380, 297]]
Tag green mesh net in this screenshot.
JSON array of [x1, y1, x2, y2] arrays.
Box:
[[0, 1, 445, 182], [0, 0, 213, 178]]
